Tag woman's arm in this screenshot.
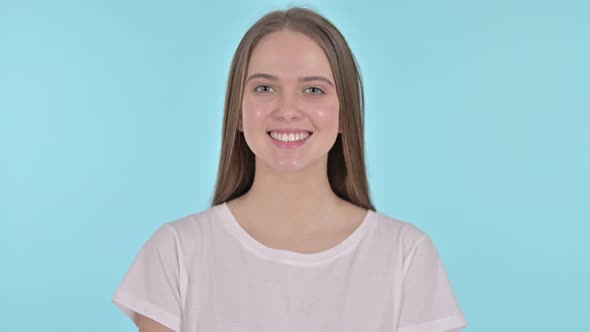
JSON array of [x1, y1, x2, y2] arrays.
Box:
[[137, 313, 175, 332]]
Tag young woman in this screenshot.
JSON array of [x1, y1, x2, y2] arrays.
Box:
[[113, 6, 467, 332]]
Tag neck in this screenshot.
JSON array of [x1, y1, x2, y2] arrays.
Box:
[[238, 156, 341, 233]]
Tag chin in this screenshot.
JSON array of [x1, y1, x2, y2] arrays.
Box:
[[273, 161, 308, 173], [254, 156, 308, 174]]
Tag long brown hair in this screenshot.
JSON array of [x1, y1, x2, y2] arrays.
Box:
[[211, 6, 375, 211]]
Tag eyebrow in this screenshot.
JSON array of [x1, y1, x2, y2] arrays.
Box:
[[245, 73, 335, 87]]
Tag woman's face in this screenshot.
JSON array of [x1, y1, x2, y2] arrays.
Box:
[[240, 30, 340, 174]]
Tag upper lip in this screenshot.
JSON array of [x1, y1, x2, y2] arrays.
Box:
[[267, 128, 313, 133]]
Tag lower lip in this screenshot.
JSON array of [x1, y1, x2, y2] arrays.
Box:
[[267, 133, 312, 149]]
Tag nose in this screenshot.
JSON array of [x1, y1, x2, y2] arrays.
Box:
[[274, 92, 302, 121]]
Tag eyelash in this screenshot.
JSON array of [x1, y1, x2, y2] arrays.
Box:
[[253, 85, 325, 95]]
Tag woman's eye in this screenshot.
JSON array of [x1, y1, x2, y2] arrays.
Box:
[[304, 87, 325, 95], [253, 85, 325, 95], [254, 85, 275, 93]]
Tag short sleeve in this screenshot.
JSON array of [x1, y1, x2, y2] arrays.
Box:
[[397, 234, 467, 332], [112, 223, 183, 332]]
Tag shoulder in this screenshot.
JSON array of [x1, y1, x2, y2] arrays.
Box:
[[148, 204, 225, 254], [370, 209, 430, 257], [164, 203, 223, 236], [135, 204, 227, 269]]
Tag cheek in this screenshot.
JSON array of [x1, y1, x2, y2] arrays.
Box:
[[312, 99, 340, 130], [241, 97, 272, 130]]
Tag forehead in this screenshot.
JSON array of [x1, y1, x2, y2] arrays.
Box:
[[247, 30, 334, 79]]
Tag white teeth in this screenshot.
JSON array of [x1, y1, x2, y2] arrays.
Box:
[[269, 131, 311, 142]]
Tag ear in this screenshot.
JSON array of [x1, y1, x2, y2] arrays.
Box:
[[238, 115, 243, 132]]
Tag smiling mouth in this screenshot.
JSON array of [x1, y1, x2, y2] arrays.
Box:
[[266, 131, 314, 143]]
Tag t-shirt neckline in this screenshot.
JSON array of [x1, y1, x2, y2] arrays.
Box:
[[218, 202, 375, 266]]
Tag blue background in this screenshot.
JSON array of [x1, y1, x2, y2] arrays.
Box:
[[1, 0, 588, 331]]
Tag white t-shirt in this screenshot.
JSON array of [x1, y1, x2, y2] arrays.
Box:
[[112, 202, 467, 332]]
